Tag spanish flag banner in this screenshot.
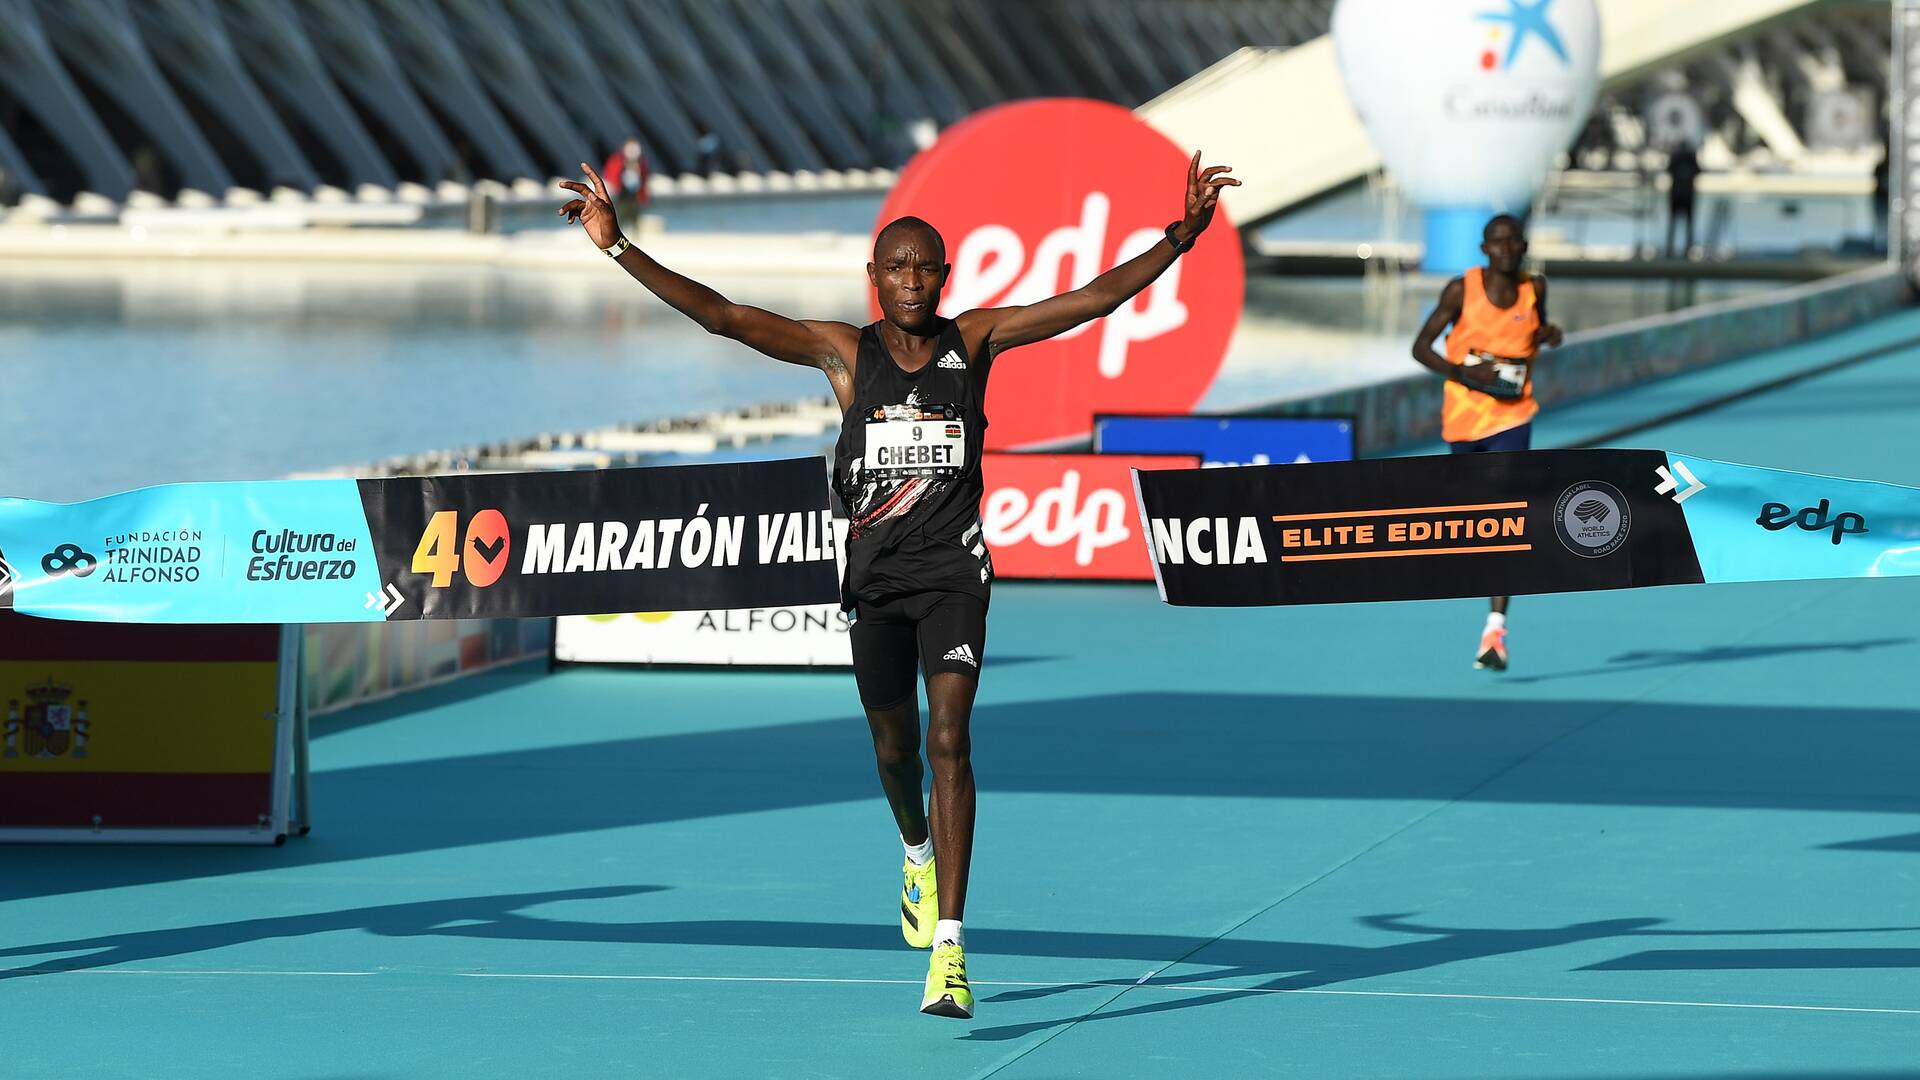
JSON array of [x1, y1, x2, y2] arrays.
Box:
[[0, 615, 285, 836], [1131, 449, 1920, 606]]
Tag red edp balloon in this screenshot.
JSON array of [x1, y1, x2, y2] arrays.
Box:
[[875, 99, 1244, 449]]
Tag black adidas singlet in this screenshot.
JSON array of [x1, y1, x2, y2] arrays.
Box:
[[832, 317, 992, 606]]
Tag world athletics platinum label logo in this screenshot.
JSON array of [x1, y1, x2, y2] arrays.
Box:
[[1553, 480, 1630, 558]]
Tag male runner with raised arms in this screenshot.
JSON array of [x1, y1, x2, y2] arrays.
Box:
[[560, 153, 1238, 1019], [1411, 213, 1564, 671]]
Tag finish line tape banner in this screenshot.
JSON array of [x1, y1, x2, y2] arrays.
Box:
[[0, 459, 839, 623], [1132, 449, 1920, 606]]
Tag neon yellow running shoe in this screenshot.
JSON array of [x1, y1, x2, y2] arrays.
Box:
[[920, 943, 973, 1019], [900, 855, 938, 949]]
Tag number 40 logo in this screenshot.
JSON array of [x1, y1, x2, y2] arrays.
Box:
[[412, 509, 512, 588]]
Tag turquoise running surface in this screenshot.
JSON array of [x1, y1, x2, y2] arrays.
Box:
[[6, 309, 1920, 1078]]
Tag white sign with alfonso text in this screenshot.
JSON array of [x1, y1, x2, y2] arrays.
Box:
[[553, 518, 851, 667]]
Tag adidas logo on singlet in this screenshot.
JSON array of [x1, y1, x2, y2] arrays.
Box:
[[942, 644, 978, 667], [936, 349, 966, 370]]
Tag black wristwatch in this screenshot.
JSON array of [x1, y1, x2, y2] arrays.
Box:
[[1164, 222, 1195, 255]]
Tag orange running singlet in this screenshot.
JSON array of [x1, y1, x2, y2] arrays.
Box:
[[1442, 267, 1541, 444]]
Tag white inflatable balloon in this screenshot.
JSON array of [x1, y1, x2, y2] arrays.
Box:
[[1332, 0, 1600, 269]]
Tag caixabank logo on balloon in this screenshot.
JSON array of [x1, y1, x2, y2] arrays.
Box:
[[1472, 0, 1573, 73], [876, 100, 1244, 450], [1447, 0, 1591, 122]]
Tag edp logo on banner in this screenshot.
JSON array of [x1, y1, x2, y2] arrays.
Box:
[[981, 453, 1198, 580]]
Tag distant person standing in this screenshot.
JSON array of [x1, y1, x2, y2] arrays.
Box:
[[1665, 142, 1701, 258], [601, 138, 651, 224], [694, 124, 725, 177], [1873, 142, 1891, 255], [130, 144, 167, 196], [1411, 214, 1564, 672]]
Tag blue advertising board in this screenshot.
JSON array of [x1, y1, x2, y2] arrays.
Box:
[[1093, 415, 1355, 467]]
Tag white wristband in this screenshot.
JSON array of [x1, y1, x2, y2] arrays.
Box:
[[602, 236, 631, 258]]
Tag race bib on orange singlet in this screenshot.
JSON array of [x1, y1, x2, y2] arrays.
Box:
[[1466, 350, 1529, 400]]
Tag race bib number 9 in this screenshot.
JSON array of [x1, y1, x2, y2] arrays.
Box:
[[866, 404, 966, 479]]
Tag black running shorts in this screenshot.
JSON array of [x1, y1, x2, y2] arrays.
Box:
[[848, 590, 988, 708]]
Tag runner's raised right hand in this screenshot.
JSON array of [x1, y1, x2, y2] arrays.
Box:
[[557, 161, 622, 249]]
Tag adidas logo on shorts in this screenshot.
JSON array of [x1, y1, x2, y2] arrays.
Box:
[[941, 644, 978, 667], [936, 349, 966, 370]]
